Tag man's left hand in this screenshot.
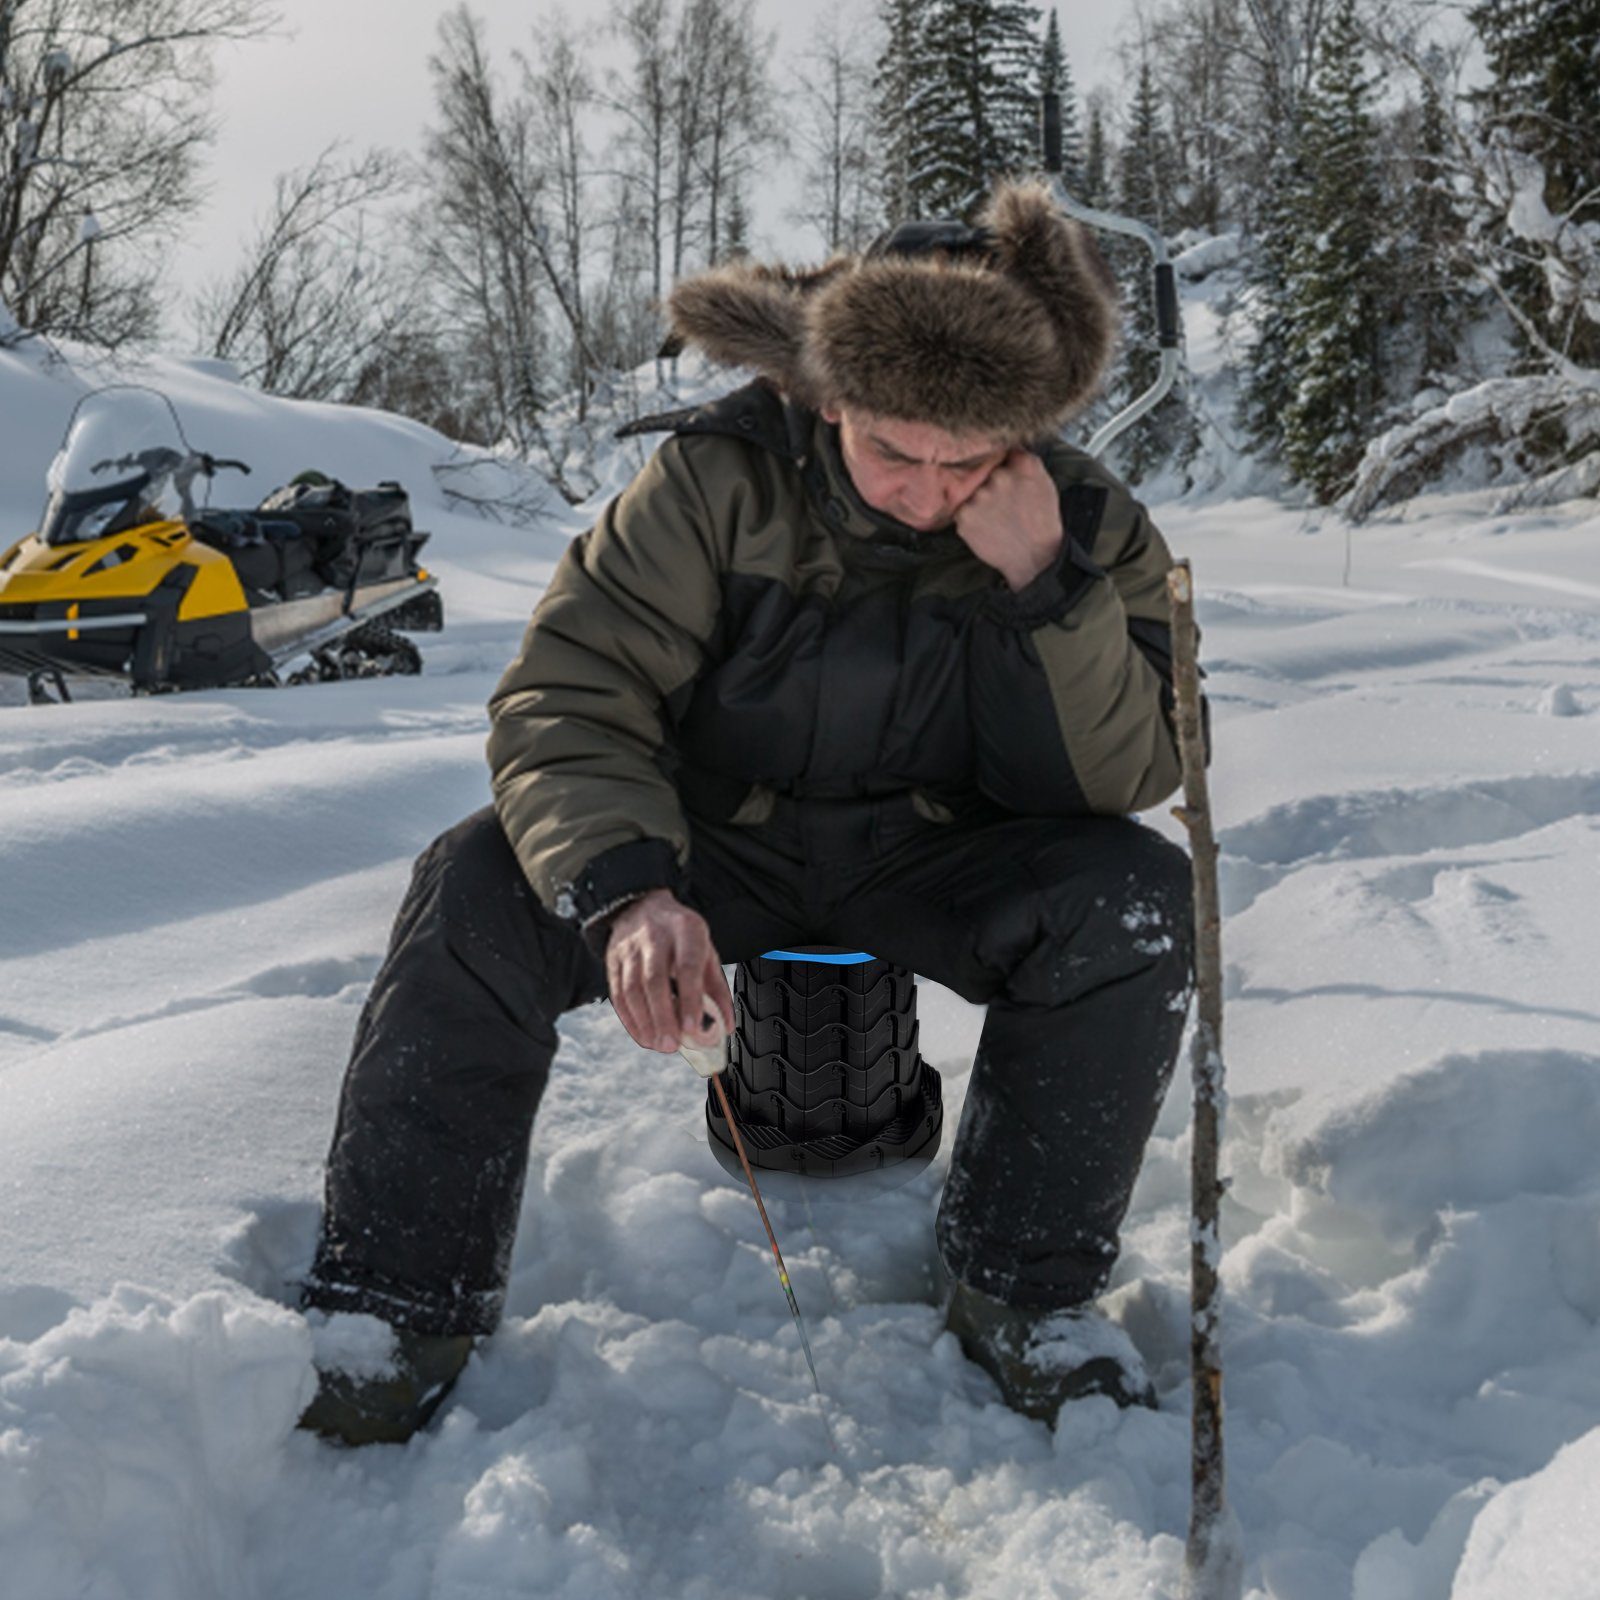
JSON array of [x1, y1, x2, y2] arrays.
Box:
[[953, 450, 1063, 592]]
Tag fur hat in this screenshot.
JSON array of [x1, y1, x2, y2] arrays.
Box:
[[665, 181, 1119, 444]]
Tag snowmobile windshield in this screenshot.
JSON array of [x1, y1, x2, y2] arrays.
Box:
[[40, 389, 196, 546]]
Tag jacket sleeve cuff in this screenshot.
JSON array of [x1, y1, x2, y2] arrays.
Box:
[[580, 896, 647, 959], [985, 536, 1106, 630], [552, 837, 688, 949]]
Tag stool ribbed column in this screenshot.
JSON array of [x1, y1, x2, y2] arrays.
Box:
[[706, 950, 942, 1178]]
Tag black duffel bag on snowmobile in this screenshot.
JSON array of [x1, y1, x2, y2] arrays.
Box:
[[189, 507, 329, 601], [254, 476, 421, 592]]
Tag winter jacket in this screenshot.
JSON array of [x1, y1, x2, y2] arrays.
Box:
[[487, 383, 1185, 934]]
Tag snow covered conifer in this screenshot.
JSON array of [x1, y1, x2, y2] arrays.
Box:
[[1347, 10, 1600, 514], [1039, 10, 1083, 193], [1236, 147, 1304, 460], [1082, 101, 1110, 209], [1399, 65, 1473, 385], [1119, 60, 1180, 237], [915, 0, 1045, 219], [1470, 0, 1599, 226], [1277, 0, 1386, 501], [874, 0, 936, 222]]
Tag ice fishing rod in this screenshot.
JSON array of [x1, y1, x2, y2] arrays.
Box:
[[1039, 91, 1184, 459], [681, 1026, 837, 1451]]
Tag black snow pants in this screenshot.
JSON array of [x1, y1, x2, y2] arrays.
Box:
[[303, 796, 1194, 1336]]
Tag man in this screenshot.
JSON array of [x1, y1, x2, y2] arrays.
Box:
[[299, 180, 1195, 1445]]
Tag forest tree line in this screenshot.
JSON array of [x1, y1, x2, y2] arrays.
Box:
[[1, 0, 1595, 507]]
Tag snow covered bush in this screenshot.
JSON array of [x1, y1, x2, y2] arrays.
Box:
[[1347, 373, 1600, 517], [1348, 124, 1600, 518]]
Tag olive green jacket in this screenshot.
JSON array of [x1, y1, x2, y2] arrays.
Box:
[[488, 386, 1183, 934]]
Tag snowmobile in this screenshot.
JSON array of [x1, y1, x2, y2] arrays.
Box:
[[0, 386, 442, 704]]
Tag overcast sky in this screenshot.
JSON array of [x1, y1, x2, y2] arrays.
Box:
[[170, 0, 1131, 329]]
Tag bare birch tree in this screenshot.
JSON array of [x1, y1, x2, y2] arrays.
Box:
[[195, 145, 413, 401], [1127, 0, 1334, 228], [692, 0, 778, 264], [414, 6, 548, 452], [0, 0, 271, 346], [413, 3, 610, 470], [604, 0, 674, 309], [666, 0, 715, 280], [788, 6, 880, 254], [521, 11, 597, 404], [605, 0, 777, 298]]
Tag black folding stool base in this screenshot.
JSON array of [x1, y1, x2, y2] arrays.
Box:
[[705, 949, 943, 1181]]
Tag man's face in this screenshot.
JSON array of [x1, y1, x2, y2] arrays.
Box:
[[825, 406, 1010, 532]]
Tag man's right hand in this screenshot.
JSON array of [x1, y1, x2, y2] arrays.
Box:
[[605, 888, 735, 1054]]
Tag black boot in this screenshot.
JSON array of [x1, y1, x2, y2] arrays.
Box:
[[298, 1328, 475, 1446], [945, 1281, 1156, 1421]]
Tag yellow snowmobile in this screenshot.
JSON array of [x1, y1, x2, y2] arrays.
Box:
[[0, 386, 442, 703]]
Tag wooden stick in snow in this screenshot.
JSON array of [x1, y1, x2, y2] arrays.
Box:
[[1168, 560, 1243, 1600]]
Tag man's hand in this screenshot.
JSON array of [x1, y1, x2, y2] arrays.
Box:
[[606, 888, 735, 1054], [953, 449, 1063, 591]]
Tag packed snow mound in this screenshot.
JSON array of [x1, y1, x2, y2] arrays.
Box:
[[1272, 1048, 1600, 1238], [0, 1288, 313, 1599], [1449, 1428, 1600, 1600], [0, 335, 561, 539]]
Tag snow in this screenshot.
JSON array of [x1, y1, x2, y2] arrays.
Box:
[[1173, 231, 1243, 281], [1449, 1429, 1600, 1600], [2, 328, 1600, 1598]]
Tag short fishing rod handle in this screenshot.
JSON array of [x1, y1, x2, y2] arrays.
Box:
[[680, 1013, 728, 1078]]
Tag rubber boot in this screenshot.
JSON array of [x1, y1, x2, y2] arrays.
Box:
[[945, 1281, 1156, 1421], [298, 1329, 475, 1446]]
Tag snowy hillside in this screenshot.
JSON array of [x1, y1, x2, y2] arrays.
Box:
[[1, 331, 1598, 1600]]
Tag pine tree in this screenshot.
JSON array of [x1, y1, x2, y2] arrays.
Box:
[[1082, 102, 1109, 209], [1038, 10, 1083, 191], [1119, 61, 1180, 232], [1277, 0, 1385, 501], [1112, 63, 1198, 484], [1403, 67, 1471, 384], [1236, 146, 1304, 459], [874, 0, 935, 223], [915, 0, 1044, 219], [1117, 65, 1163, 247]]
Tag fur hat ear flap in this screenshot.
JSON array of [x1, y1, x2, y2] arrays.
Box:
[[665, 260, 848, 404], [980, 181, 1119, 422]]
